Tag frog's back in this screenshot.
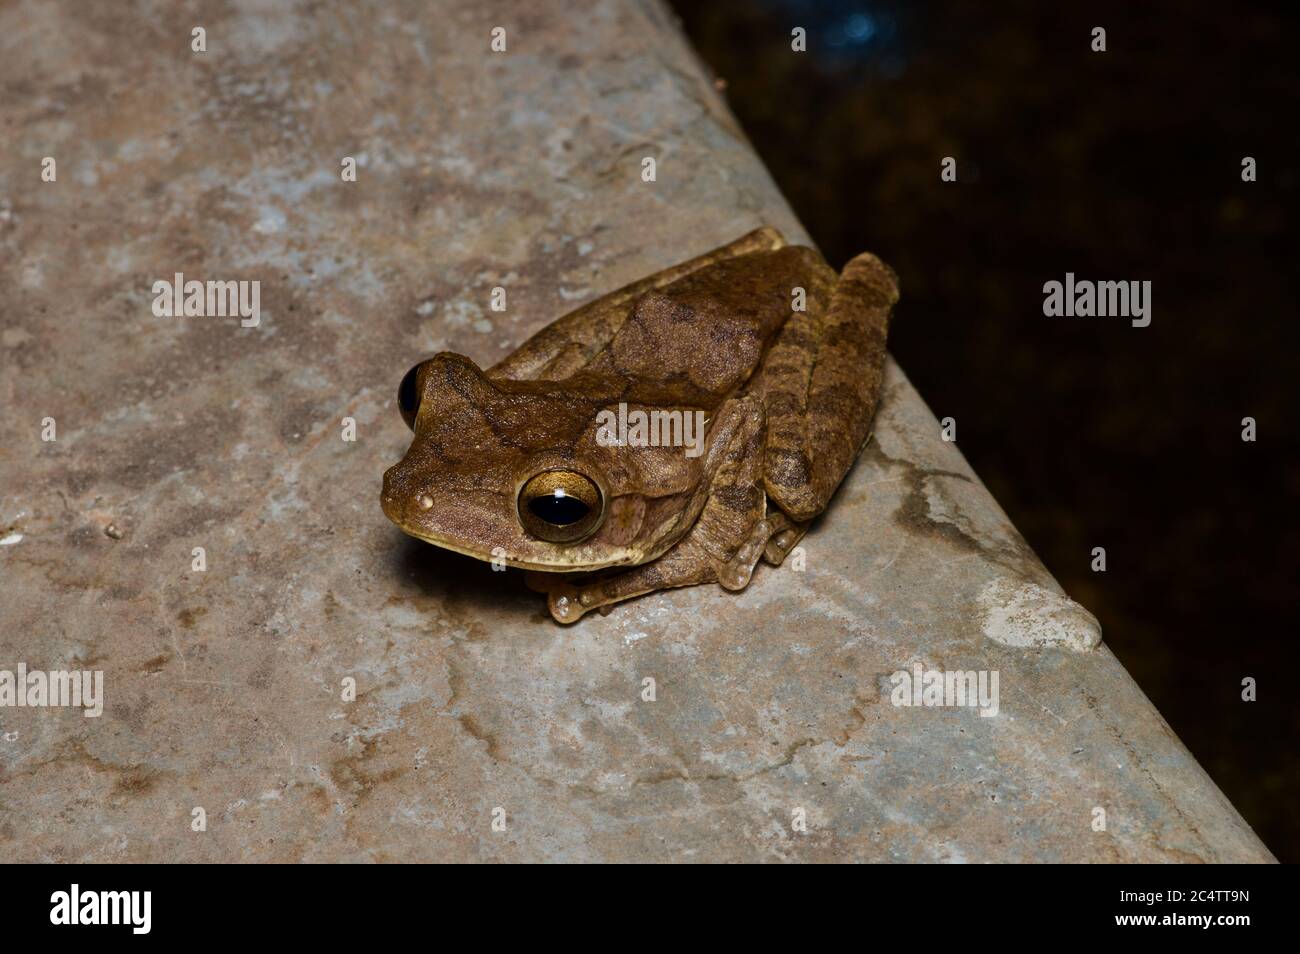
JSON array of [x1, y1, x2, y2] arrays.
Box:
[[580, 245, 836, 407]]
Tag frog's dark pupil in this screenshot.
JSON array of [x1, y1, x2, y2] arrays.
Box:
[[528, 493, 590, 526]]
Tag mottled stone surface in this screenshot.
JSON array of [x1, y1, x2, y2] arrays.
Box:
[[0, 0, 1272, 861]]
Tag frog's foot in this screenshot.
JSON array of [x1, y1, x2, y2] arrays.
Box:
[[540, 519, 780, 623], [532, 541, 721, 623], [761, 510, 809, 566], [717, 516, 774, 590], [523, 571, 594, 623], [532, 517, 779, 622], [530, 520, 786, 623], [543, 580, 589, 624]]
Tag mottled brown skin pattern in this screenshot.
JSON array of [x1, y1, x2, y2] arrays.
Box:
[[381, 227, 899, 622]]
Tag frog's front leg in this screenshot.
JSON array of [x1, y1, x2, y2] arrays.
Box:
[[533, 395, 772, 623]]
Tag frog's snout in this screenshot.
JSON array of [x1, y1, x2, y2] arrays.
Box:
[[379, 462, 420, 527]]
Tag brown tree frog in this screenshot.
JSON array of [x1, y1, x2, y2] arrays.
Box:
[[381, 227, 899, 622]]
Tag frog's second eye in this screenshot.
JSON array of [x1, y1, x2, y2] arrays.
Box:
[[398, 360, 428, 430], [518, 470, 604, 543]]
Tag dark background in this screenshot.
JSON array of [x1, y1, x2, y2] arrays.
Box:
[[671, 0, 1298, 861]]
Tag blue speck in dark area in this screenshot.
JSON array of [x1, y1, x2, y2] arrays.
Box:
[[769, 0, 907, 74]]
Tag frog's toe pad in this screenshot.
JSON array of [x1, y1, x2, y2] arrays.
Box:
[[762, 528, 799, 565], [717, 559, 754, 591], [547, 583, 591, 624]]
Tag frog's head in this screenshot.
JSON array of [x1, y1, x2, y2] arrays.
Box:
[[381, 353, 703, 572]]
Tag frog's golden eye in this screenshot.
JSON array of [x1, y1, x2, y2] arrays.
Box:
[[398, 359, 430, 430], [518, 470, 604, 543]]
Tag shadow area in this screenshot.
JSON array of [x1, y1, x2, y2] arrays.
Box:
[[384, 531, 551, 630]]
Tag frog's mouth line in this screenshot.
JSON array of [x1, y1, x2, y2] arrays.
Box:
[[381, 495, 633, 573]]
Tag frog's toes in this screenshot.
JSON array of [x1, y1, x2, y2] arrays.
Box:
[[716, 518, 776, 590], [547, 583, 591, 624], [760, 513, 809, 566], [762, 531, 796, 566], [717, 560, 754, 591], [526, 571, 599, 622]]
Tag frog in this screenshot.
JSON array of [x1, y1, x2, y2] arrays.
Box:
[[381, 226, 899, 623]]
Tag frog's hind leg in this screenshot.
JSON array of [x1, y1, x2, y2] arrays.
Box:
[[534, 395, 774, 623], [758, 251, 899, 522], [490, 227, 786, 382]]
